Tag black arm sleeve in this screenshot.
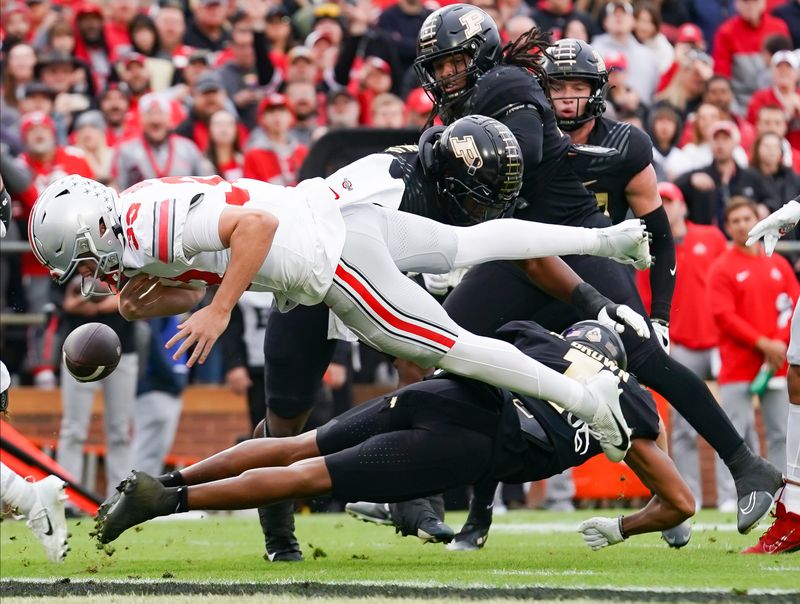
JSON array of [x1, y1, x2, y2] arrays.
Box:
[[333, 34, 363, 87], [0, 153, 32, 194], [220, 303, 248, 371], [640, 205, 675, 322], [499, 106, 544, 171], [253, 31, 275, 87]]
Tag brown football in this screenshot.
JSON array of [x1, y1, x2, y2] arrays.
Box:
[[63, 323, 122, 382]]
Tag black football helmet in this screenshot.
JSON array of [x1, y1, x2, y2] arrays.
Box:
[[413, 5, 503, 112], [541, 38, 609, 131], [562, 320, 627, 370], [420, 115, 523, 226]]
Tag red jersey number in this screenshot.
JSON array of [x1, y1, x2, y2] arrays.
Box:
[[125, 203, 141, 250]]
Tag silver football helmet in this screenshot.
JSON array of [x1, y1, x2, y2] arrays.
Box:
[[28, 175, 124, 296]]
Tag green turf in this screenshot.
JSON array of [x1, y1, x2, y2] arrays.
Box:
[[0, 510, 797, 592]]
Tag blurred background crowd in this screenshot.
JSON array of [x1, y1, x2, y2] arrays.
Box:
[[0, 0, 799, 510]]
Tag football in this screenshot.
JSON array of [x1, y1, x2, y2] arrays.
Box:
[[62, 323, 122, 382]]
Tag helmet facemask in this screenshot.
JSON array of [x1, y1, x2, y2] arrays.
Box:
[[414, 47, 481, 113], [55, 216, 123, 297], [547, 76, 609, 131], [438, 162, 514, 226]]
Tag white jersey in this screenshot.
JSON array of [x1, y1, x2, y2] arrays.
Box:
[[120, 176, 345, 311], [324, 153, 406, 211]]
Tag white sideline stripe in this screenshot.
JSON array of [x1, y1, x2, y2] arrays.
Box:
[[3, 578, 798, 595]]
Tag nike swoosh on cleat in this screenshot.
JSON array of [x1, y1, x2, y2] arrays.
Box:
[[611, 411, 630, 451], [43, 515, 54, 537], [669, 265, 676, 276], [739, 492, 758, 516], [764, 531, 795, 554]]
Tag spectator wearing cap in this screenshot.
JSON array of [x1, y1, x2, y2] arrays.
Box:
[[405, 87, 433, 129], [532, 0, 597, 44], [747, 50, 800, 151], [676, 120, 773, 229], [284, 81, 320, 147], [105, 0, 139, 49], [656, 23, 707, 94], [654, 45, 714, 119], [699, 76, 757, 154], [755, 104, 800, 173], [14, 111, 95, 382], [750, 131, 800, 209], [712, 0, 790, 113], [354, 56, 393, 126], [285, 46, 319, 86], [244, 93, 308, 186], [175, 71, 247, 152], [112, 92, 213, 190], [604, 51, 641, 118], [635, 181, 727, 512], [591, 1, 660, 103], [17, 82, 57, 120], [206, 109, 244, 181], [154, 2, 187, 58], [1, 43, 36, 111], [311, 88, 360, 142], [35, 51, 94, 125], [376, 0, 431, 73], [371, 93, 405, 129], [218, 21, 261, 130], [184, 0, 231, 52], [773, 0, 800, 48], [71, 110, 113, 183], [310, 3, 344, 48], [633, 3, 674, 74], [265, 5, 294, 57], [99, 84, 137, 147], [73, 3, 113, 91], [129, 13, 175, 92], [116, 52, 152, 107], [1, 3, 33, 52]]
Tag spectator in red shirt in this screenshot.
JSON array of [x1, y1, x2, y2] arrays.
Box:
[[700, 76, 757, 153], [747, 50, 800, 151], [709, 196, 799, 511], [405, 87, 433, 130], [15, 111, 94, 384], [105, 0, 138, 50], [99, 83, 138, 146], [206, 109, 244, 182], [355, 56, 393, 126], [73, 3, 114, 91], [755, 104, 800, 172], [243, 93, 308, 186], [712, 0, 791, 113], [154, 1, 187, 58], [1, 3, 32, 51], [116, 52, 152, 109], [637, 182, 728, 510]]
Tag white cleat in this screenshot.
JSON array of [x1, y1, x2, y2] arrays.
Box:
[[584, 371, 631, 463], [596, 219, 652, 270], [26, 475, 69, 563]]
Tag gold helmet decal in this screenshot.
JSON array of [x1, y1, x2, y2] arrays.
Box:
[[449, 135, 484, 169]]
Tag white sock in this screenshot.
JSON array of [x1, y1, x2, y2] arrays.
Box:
[[452, 219, 602, 266], [438, 332, 596, 422], [781, 405, 800, 514], [0, 462, 37, 516]]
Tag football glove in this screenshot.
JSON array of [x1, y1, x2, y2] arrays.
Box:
[[422, 268, 468, 297], [598, 304, 651, 340], [577, 516, 626, 550], [746, 197, 800, 256], [651, 319, 670, 355]]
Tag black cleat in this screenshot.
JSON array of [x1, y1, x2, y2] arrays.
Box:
[[661, 520, 692, 548], [345, 502, 393, 526], [448, 500, 493, 551], [416, 518, 455, 544], [95, 471, 179, 544], [265, 536, 304, 562], [732, 455, 784, 535]]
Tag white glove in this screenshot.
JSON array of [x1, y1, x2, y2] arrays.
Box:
[[652, 319, 670, 355], [598, 304, 651, 340], [577, 516, 626, 551], [595, 219, 653, 270], [746, 198, 800, 256], [422, 272, 452, 297]]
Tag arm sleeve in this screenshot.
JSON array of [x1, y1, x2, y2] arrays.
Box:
[[709, 266, 763, 348], [253, 31, 276, 87], [333, 34, 362, 87], [501, 106, 544, 171], [640, 205, 675, 322], [181, 201, 226, 256], [221, 303, 248, 371]]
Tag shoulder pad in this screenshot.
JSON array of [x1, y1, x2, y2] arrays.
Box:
[[470, 65, 546, 119]]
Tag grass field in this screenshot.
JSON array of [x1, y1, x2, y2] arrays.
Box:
[[1, 509, 799, 602]]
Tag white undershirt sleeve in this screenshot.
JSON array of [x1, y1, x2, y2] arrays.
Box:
[[181, 201, 227, 258]]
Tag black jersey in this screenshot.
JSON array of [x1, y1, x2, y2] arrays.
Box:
[[490, 320, 660, 483], [464, 65, 601, 226], [570, 117, 654, 224], [388, 149, 448, 222]]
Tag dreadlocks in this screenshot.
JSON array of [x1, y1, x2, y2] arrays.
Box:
[[501, 27, 552, 85]]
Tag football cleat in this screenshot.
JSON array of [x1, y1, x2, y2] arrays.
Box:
[[95, 471, 179, 544], [26, 476, 69, 563], [416, 517, 455, 544], [741, 503, 800, 554], [448, 501, 493, 551], [733, 457, 784, 534], [661, 520, 692, 548], [585, 371, 631, 463], [345, 502, 393, 526], [265, 537, 304, 562]]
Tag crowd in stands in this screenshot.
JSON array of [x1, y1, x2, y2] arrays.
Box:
[[0, 0, 798, 502]]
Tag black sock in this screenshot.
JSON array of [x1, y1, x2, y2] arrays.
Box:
[[633, 351, 744, 460], [158, 471, 185, 488]]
